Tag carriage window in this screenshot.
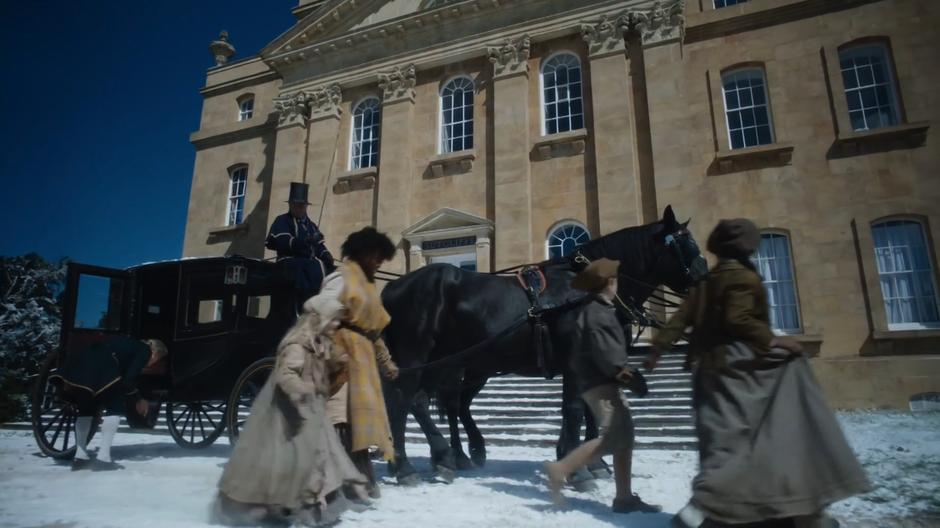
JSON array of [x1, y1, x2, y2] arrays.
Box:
[[74, 275, 124, 331], [247, 295, 271, 319], [196, 299, 224, 324]]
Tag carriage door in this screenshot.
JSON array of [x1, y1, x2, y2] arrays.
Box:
[[60, 263, 133, 358], [171, 262, 236, 395]]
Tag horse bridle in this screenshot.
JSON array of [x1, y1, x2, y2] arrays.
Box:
[[572, 229, 697, 341]]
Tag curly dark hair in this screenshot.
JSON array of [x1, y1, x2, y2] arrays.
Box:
[[340, 226, 396, 262]]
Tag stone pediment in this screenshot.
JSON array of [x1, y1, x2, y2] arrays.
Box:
[[263, 0, 467, 58], [402, 207, 493, 243]]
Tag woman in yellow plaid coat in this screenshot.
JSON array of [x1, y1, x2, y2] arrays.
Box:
[[305, 227, 399, 498]]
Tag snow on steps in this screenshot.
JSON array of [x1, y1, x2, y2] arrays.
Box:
[[404, 348, 697, 451]]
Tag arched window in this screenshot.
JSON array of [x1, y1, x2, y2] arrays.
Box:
[[440, 77, 474, 153], [752, 233, 801, 333], [721, 67, 774, 149], [547, 222, 590, 259], [350, 97, 381, 170], [541, 53, 584, 135], [237, 95, 254, 122], [839, 42, 901, 131], [872, 219, 939, 329], [227, 165, 248, 226]]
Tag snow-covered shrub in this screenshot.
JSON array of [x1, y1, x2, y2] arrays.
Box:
[[0, 254, 67, 422]]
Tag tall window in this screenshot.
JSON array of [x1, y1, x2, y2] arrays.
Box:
[[714, 0, 749, 7], [227, 166, 247, 226], [753, 233, 801, 333], [541, 54, 584, 135], [440, 77, 474, 153], [238, 96, 254, 122], [722, 68, 773, 149], [839, 43, 901, 132], [872, 220, 940, 329], [350, 98, 381, 169], [547, 223, 590, 259]]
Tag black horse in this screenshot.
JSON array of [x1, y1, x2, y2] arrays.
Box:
[[381, 206, 706, 486]]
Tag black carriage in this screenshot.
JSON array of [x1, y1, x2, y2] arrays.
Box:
[[31, 256, 298, 458]]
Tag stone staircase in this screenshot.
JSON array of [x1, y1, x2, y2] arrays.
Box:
[[405, 347, 697, 451]]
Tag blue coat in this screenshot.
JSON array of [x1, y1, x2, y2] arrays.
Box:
[[265, 213, 335, 270], [265, 213, 336, 301]]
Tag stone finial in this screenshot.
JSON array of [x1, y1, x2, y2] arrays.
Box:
[[274, 91, 311, 128], [308, 84, 343, 121], [624, 0, 684, 46], [581, 15, 630, 58], [209, 31, 236, 66], [487, 35, 530, 79], [378, 64, 417, 104]]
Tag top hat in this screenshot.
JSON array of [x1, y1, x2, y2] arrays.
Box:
[[286, 182, 311, 205]]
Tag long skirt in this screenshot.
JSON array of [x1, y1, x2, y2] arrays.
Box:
[[215, 375, 367, 526], [691, 342, 871, 524]]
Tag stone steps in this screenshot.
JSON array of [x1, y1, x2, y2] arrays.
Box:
[[405, 349, 697, 450]]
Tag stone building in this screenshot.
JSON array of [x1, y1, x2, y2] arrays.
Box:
[[183, 0, 940, 409]]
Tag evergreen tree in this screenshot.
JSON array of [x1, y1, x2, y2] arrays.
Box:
[[0, 254, 67, 421]]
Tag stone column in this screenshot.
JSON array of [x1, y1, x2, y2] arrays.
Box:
[[375, 65, 417, 274], [475, 236, 492, 273], [581, 16, 641, 233], [303, 84, 344, 227], [409, 245, 425, 270], [487, 36, 533, 270], [266, 91, 312, 260]]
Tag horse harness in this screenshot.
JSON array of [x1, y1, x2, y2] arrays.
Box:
[[515, 266, 555, 379]]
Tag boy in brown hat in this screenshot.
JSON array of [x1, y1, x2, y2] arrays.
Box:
[[544, 258, 660, 514]]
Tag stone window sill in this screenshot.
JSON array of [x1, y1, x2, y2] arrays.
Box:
[[832, 121, 930, 156], [789, 333, 823, 357], [713, 142, 793, 174], [862, 328, 940, 357], [873, 328, 940, 341], [533, 129, 588, 159], [428, 150, 475, 178], [209, 223, 249, 236], [333, 166, 377, 194]]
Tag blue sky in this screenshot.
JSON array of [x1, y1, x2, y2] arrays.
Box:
[[0, 1, 296, 269]]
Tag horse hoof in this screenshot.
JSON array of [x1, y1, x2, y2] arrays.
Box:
[[434, 465, 456, 484], [470, 448, 486, 468], [397, 473, 422, 487], [456, 455, 476, 471]]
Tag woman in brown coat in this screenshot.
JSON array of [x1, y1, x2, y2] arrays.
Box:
[[649, 219, 870, 528], [213, 308, 368, 526]]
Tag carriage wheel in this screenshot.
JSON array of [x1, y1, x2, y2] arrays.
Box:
[[225, 358, 274, 445], [166, 400, 226, 448], [31, 353, 99, 459]]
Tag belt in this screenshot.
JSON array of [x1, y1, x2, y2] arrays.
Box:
[[340, 322, 382, 342]]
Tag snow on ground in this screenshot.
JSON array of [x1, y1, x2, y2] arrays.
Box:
[[0, 411, 938, 528]]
